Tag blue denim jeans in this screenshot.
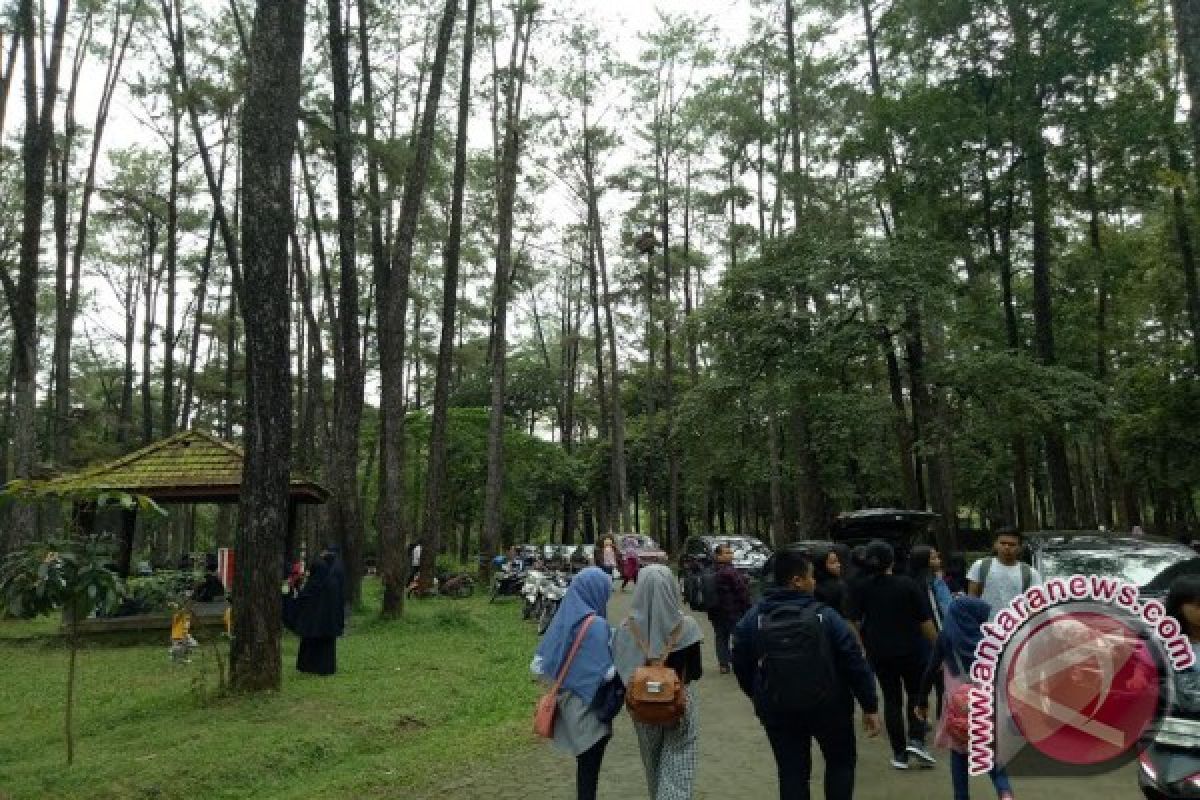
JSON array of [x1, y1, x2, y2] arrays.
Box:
[[950, 749, 1012, 799]]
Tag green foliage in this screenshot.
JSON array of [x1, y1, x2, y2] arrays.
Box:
[[0, 539, 123, 622]]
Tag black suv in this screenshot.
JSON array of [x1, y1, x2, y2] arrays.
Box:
[[827, 508, 939, 575]]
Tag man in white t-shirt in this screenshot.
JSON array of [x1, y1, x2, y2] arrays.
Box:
[[967, 528, 1042, 615], [409, 542, 423, 584]]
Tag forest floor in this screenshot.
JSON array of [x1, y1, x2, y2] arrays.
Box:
[[0, 578, 1143, 799]]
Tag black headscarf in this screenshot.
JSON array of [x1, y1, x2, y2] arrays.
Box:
[[322, 545, 347, 634], [812, 545, 848, 615], [909, 545, 934, 587], [285, 559, 343, 639]]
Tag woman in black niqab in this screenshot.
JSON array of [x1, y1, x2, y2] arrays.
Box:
[[283, 559, 342, 675]]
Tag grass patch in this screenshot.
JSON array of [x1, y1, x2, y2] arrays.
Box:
[[0, 578, 541, 799]]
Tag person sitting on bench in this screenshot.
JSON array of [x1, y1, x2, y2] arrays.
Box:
[[193, 566, 226, 603]]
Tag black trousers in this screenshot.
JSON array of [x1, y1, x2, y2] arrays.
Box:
[[711, 615, 734, 668], [764, 715, 857, 800], [871, 652, 928, 759], [576, 735, 610, 800]]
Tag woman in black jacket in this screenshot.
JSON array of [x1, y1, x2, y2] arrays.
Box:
[[283, 559, 343, 675], [848, 540, 938, 770]]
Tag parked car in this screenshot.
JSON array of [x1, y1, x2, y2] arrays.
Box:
[[542, 544, 572, 569], [569, 544, 595, 570], [829, 508, 938, 575], [1026, 532, 1200, 600], [679, 535, 773, 577], [618, 534, 669, 568]]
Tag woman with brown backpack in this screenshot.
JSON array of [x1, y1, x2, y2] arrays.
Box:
[[613, 565, 704, 799]]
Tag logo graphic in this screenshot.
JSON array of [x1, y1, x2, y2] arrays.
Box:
[[968, 575, 1195, 777], [1004, 611, 1159, 766]]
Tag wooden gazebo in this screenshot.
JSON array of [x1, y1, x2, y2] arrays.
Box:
[[34, 430, 329, 576]]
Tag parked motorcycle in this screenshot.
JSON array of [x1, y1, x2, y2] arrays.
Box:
[[489, 563, 525, 603], [536, 572, 571, 635], [521, 569, 546, 620]]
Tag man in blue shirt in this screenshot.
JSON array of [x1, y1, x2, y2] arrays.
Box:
[[733, 548, 881, 800]]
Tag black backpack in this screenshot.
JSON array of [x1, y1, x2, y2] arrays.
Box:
[[687, 568, 720, 612], [757, 603, 837, 713]]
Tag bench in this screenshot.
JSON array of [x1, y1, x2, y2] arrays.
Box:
[[61, 601, 230, 634]]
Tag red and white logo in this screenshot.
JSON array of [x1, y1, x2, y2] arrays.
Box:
[[1004, 611, 1160, 766]]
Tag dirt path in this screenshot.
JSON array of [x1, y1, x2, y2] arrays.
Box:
[[427, 589, 1141, 800]]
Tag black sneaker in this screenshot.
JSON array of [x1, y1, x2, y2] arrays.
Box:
[[906, 742, 937, 768]]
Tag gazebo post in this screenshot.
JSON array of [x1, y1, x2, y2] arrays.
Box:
[[70, 500, 97, 537], [284, 496, 299, 571], [117, 508, 137, 578]]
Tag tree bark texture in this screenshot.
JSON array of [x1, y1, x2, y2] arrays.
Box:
[[326, 0, 366, 606], [230, 0, 305, 693], [420, 0, 477, 580], [7, 0, 70, 541]]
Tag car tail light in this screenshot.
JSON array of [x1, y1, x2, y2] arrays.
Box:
[[1139, 751, 1157, 783], [1187, 771, 1200, 789]]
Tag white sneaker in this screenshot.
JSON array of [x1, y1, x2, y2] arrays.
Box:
[[906, 743, 937, 767], [890, 757, 910, 770]]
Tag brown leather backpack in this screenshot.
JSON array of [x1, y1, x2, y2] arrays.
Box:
[[624, 620, 687, 726]]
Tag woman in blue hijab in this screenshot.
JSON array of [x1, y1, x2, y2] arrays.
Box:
[[917, 596, 1014, 800], [532, 567, 618, 800]]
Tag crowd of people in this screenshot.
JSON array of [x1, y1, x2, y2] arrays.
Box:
[[533, 529, 1200, 800]]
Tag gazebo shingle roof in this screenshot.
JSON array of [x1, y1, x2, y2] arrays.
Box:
[[34, 430, 329, 504]]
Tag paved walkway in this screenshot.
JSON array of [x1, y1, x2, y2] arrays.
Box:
[[433, 588, 1142, 800]]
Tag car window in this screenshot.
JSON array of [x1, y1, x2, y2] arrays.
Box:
[[1039, 548, 1193, 587]]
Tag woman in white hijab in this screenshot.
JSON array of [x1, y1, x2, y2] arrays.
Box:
[[612, 565, 704, 800]]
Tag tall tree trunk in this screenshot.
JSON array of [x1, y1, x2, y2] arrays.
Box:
[[380, 0, 458, 615], [118, 259, 139, 446], [481, 4, 535, 576], [1172, 0, 1200, 369], [684, 155, 698, 384], [580, 62, 630, 530], [326, 0, 366, 607], [1008, 1, 1076, 528], [161, 0, 242, 300], [656, 89, 680, 553], [784, 0, 804, 224], [586, 230, 612, 525], [141, 223, 161, 446], [54, 5, 136, 451], [767, 411, 787, 545], [879, 327, 920, 508], [422, 0, 475, 577], [230, 0, 305, 693], [161, 101, 181, 438], [5, 0, 69, 541], [0, 29, 21, 137], [860, 0, 956, 552], [49, 10, 90, 466]]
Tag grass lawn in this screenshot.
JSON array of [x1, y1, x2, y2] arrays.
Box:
[[0, 578, 541, 799]]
